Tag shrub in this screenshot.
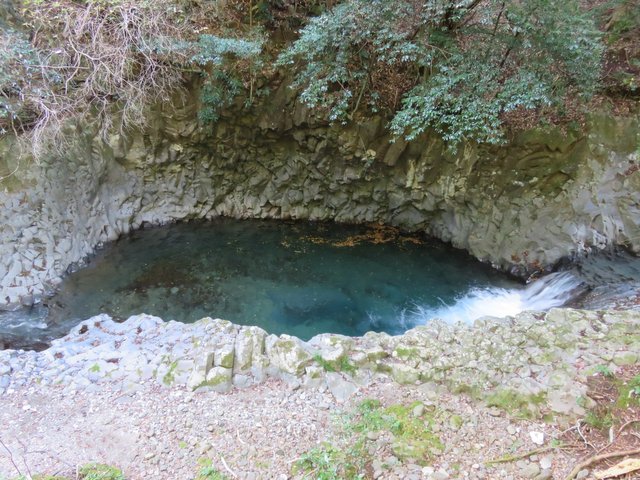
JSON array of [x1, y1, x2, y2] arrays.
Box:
[[279, 0, 605, 148]]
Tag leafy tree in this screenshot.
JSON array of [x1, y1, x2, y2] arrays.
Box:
[[192, 34, 264, 123], [279, 0, 605, 147]]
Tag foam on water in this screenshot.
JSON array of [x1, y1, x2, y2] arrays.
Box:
[[0, 307, 48, 331], [403, 271, 586, 327]]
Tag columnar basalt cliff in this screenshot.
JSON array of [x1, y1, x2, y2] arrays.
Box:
[[0, 82, 639, 308]]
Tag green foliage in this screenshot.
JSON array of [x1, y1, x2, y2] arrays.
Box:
[[194, 458, 229, 480], [294, 399, 443, 478], [193, 35, 263, 66], [198, 72, 242, 123], [249, 0, 334, 32], [595, 364, 614, 378], [1, 0, 632, 154], [584, 409, 614, 430], [294, 443, 363, 480], [162, 360, 178, 385], [579, 371, 640, 434], [0, 28, 42, 133], [352, 400, 443, 464], [603, 0, 640, 43], [631, 375, 640, 396], [193, 33, 264, 124], [617, 374, 640, 408], [313, 354, 357, 374], [485, 390, 547, 419], [599, 0, 640, 94], [352, 398, 401, 434], [0, 0, 267, 150], [279, 0, 605, 148], [78, 463, 125, 480], [278, 0, 423, 122]]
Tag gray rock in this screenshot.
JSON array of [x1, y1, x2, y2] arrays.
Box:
[[535, 470, 552, 480], [265, 335, 311, 376], [613, 351, 638, 366], [326, 372, 358, 402], [412, 402, 425, 417], [430, 469, 450, 480], [539, 455, 553, 470], [518, 462, 541, 479], [389, 363, 420, 384], [203, 366, 233, 393]]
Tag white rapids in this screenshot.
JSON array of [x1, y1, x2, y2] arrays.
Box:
[[403, 271, 586, 326]]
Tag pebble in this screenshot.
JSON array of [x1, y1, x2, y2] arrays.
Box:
[[518, 462, 541, 479], [529, 431, 544, 445], [535, 470, 552, 480], [431, 469, 450, 480], [539, 455, 552, 470]]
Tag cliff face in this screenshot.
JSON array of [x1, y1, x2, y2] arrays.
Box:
[[0, 81, 639, 308]]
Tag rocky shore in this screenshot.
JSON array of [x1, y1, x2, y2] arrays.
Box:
[[1, 82, 638, 480], [1, 307, 638, 479], [2, 308, 638, 420]]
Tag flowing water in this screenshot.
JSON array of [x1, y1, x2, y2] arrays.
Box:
[[1, 219, 639, 350]]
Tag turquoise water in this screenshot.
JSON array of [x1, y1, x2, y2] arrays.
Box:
[[1, 219, 523, 349]]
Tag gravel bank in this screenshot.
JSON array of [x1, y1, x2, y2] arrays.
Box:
[[2, 307, 639, 479], [1, 377, 583, 480]]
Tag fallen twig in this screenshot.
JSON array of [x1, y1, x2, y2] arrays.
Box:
[[0, 436, 24, 479], [236, 429, 247, 446], [485, 445, 558, 465], [220, 455, 238, 479], [564, 447, 640, 480], [576, 421, 596, 451], [594, 457, 640, 479], [616, 420, 640, 439]]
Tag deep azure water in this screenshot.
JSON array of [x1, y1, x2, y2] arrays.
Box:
[[0, 219, 520, 349], [3, 219, 639, 351]]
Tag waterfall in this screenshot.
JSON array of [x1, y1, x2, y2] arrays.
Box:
[[405, 271, 586, 326]]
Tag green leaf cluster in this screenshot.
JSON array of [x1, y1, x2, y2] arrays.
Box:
[[0, 28, 42, 133], [194, 458, 229, 480], [294, 399, 443, 478], [279, 0, 605, 148], [192, 34, 264, 123]]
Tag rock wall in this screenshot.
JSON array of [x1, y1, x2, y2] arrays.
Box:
[[0, 81, 639, 308]]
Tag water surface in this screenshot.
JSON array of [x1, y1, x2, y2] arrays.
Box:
[[3, 219, 638, 351], [1, 220, 520, 348]]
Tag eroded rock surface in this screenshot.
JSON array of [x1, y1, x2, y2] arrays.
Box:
[[2, 308, 638, 419], [0, 86, 638, 308]]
